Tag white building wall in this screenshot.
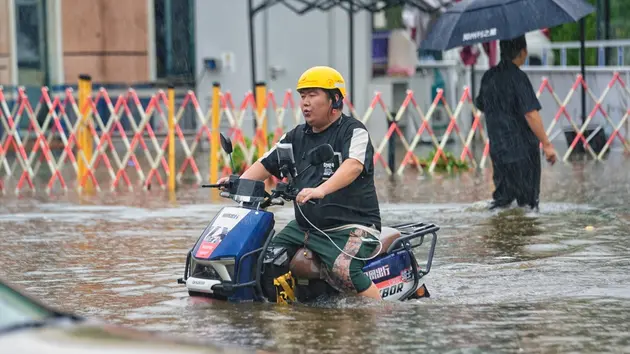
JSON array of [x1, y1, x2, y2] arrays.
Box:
[[194, 2, 628, 150], [194, 0, 372, 138]]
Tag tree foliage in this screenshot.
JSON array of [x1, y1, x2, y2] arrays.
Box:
[[549, 0, 630, 66]]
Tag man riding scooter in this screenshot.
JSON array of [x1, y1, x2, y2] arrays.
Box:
[[217, 66, 383, 300]]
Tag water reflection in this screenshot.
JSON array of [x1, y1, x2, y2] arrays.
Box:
[[481, 210, 545, 260], [1, 158, 630, 352]]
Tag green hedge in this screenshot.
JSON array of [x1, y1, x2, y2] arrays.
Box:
[[418, 148, 470, 173]]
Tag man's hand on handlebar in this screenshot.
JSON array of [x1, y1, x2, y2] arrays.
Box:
[[216, 176, 231, 191], [296, 187, 325, 205]]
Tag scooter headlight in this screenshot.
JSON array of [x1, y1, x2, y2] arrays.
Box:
[[210, 258, 236, 281], [190, 263, 221, 280]]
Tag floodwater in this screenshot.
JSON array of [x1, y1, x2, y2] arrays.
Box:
[[1, 154, 630, 353]]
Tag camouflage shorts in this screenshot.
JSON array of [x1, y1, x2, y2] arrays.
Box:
[[269, 219, 377, 293]]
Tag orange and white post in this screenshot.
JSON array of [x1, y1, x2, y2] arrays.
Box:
[[210, 82, 221, 185], [168, 84, 176, 192], [255, 82, 268, 159], [78, 74, 94, 193]]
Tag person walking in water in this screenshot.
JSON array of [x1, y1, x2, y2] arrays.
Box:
[[475, 35, 557, 211]]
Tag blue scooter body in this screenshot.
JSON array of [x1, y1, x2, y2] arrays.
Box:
[[178, 134, 437, 303], [187, 206, 274, 302], [183, 204, 435, 302]]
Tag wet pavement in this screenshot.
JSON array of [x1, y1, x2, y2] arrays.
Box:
[[1, 154, 630, 353]]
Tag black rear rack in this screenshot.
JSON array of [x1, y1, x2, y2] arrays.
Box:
[[387, 221, 439, 276], [390, 222, 440, 238]]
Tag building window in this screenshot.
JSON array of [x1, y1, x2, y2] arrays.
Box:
[[154, 0, 195, 84], [15, 0, 49, 87]]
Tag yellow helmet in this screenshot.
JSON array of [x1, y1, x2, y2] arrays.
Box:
[[296, 66, 346, 99]]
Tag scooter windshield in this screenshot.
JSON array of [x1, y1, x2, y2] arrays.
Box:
[[232, 179, 267, 203]]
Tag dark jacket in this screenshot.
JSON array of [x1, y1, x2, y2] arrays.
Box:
[[260, 114, 382, 231], [475, 60, 542, 163]]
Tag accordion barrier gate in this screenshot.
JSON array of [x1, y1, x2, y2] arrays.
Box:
[[0, 73, 628, 195]]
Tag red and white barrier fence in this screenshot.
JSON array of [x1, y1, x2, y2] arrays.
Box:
[[0, 72, 628, 195]]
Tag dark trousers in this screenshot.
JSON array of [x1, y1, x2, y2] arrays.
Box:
[[490, 149, 541, 209]]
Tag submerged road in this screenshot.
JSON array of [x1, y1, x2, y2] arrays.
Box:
[[1, 156, 630, 353]]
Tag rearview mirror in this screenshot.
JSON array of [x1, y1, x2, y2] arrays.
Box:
[[307, 144, 334, 166], [276, 143, 295, 165], [219, 133, 233, 154]]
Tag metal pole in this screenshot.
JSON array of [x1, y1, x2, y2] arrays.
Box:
[[580, 18, 586, 124], [348, 3, 355, 105], [165, 0, 173, 75], [470, 63, 475, 128], [168, 84, 176, 192], [604, 0, 611, 65], [596, 0, 601, 40], [604, 0, 610, 40], [248, 0, 258, 130]]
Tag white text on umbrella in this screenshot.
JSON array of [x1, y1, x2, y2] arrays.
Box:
[[463, 28, 497, 42]]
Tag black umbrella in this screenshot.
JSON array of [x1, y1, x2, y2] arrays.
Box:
[[420, 0, 594, 51], [420, 0, 595, 122]]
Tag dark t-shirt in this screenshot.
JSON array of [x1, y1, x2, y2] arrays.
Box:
[[259, 114, 382, 231], [475, 60, 542, 164]]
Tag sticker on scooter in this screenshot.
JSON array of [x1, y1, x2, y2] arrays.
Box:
[[381, 282, 404, 298], [400, 267, 413, 282], [365, 264, 391, 281], [195, 226, 229, 259], [204, 225, 229, 244], [375, 275, 401, 288]]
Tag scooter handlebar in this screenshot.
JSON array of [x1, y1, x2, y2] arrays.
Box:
[[278, 194, 319, 205], [271, 184, 319, 205], [201, 175, 239, 190]]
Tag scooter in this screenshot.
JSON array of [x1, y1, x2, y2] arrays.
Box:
[[177, 133, 439, 303]]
